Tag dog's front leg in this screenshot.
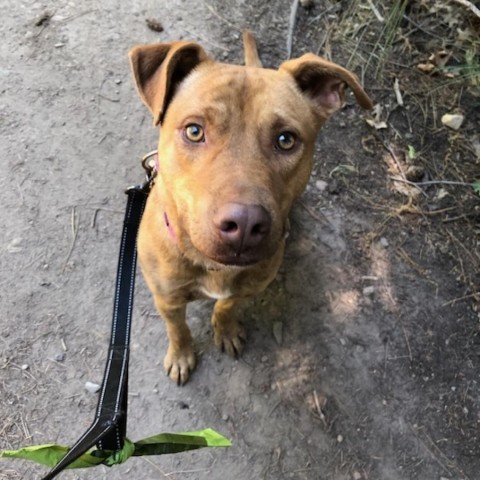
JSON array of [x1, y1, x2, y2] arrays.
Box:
[[212, 298, 247, 357], [154, 297, 195, 385]]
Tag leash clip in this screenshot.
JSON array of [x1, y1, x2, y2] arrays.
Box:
[[142, 149, 158, 179], [126, 150, 158, 194]]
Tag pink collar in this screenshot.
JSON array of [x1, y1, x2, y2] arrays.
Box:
[[154, 153, 176, 242], [163, 211, 176, 241], [144, 150, 177, 242]]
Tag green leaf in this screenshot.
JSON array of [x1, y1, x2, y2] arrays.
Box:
[[0, 444, 105, 469], [407, 145, 417, 159], [133, 428, 232, 457], [472, 180, 480, 195], [102, 438, 136, 466], [329, 164, 357, 177], [0, 428, 231, 470]]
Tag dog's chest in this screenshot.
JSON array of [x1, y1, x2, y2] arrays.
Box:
[[197, 285, 232, 300], [194, 270, 238, 301]]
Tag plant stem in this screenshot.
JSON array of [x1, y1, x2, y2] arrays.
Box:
[[389, 177, 473, 187]]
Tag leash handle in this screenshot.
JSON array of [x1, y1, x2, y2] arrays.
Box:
[[40, 187, 148, 480]]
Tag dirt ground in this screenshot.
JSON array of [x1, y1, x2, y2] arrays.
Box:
[[1, 1, 479, 479]]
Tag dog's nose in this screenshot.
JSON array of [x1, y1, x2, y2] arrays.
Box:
[[214, 203, 271, 253]]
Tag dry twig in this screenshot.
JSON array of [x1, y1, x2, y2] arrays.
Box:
[[62, 207, 79, 272], [287, 0, 300, 59], [449, 0, 480, 19]]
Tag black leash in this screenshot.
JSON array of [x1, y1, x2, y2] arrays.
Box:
[[40, 153, 156, 480]]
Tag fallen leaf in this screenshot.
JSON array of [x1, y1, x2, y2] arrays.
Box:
[[417, 62, 435, 74], [429, 50, 452, 68], [434, 188, 449, 201], [366, 104, 388, 129]]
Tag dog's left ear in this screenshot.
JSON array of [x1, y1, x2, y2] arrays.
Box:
[[280, 53, 373, 121], [129, 42, 210, 126]]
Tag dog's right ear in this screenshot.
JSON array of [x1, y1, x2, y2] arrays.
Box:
[[129, 42, 210, 126]]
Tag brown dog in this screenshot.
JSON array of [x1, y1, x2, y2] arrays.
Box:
[[129, 32, 372, 385]]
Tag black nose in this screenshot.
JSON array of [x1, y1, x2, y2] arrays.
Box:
[[213, 203, 271, 254]]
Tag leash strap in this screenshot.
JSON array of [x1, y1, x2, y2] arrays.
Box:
[[41, 185, 148, 480]]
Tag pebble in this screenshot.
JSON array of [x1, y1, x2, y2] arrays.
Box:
[[300, 0, 314, 8], [441, 113, 464, 131], [54, 352, 66, 362], [114, 78, 122, 85], [363, 286, 376, 297], [21, 364, 29, 370], [352, 472, 362, 480], [261, 355, 268, 363], [222, 414, 229, 421], [379, 237, 389, 247], [7, 237, 23, 253], [336, 434, 344, 443], [315, 180, 328, 191], [85, 381, 101, 394], [273, 321, 283, 345]]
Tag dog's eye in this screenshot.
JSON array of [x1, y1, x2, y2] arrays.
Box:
[[276, 132, 296, 151], [184, 124, 205, 143]]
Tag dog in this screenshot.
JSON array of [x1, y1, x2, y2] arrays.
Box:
[[129, 32, 372, 385]]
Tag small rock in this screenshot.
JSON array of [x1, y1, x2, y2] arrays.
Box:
[[85, 381, 101, 394], [379, 237, 389, 247], [7, 238, 23, 253], [261, 355, 268, 363], [273, 321, 283, 345], [315, 180, 328, 191], [21, 364, 29, 371], [114, 78, 122, 85], [222, 414, 229, 421], [54, 43, 65, 48], [145, 18, 164, 32], [327, 179, 340, 195], [337, 434, 344, 443], [441, 113, 464, 131], [363, 286, 375, 297], [405, 165, 425, 182], [300, 0, 314, 8], [34, 12, 52, 27], [352, 472, 362, 480], [54, 352, 66, 362], [153, 388, 159, 394]]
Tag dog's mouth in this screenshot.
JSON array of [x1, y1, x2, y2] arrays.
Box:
[[209, 254, 261, 268]]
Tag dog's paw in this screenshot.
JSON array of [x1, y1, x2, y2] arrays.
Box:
[[163, 346, 196, 385], [213, 320, 247, 357]]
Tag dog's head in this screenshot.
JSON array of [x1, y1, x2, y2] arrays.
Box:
[[129, 37, 372, 268]]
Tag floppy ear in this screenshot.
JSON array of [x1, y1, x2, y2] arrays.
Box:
[[129, 42, 210, 125], [280, 53, 373, 120]]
